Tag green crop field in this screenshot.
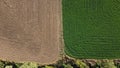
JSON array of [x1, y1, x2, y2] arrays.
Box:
[[63, 0, 120, 59]]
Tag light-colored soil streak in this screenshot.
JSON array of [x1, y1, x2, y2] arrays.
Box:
[[0, 0, 61, 64]]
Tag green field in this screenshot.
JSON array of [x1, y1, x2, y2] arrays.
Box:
[[63, 0, 120, 59]]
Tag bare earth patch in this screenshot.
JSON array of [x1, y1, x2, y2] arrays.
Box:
[[0, 0, 61, 64]]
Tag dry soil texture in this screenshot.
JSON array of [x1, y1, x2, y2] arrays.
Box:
[[0, 0, 61, 64]]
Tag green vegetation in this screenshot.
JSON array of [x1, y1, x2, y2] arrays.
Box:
[[0, 61, 5, 68], [63, 0, 120, 58], [44, 66, 54, 68], [19, 62, 38, 68], [100, 61, 116, 68], [0, 59, 120, 68], [63, 64, 73, 68], [5, 66, 13, 68], [0, 58, 120, 68], [75, 59, 89, 68]]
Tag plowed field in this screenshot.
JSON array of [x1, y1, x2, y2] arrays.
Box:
[[0, 0, 61, 64]]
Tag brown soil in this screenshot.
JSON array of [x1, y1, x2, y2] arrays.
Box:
[[0, 0, 62, 64]]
